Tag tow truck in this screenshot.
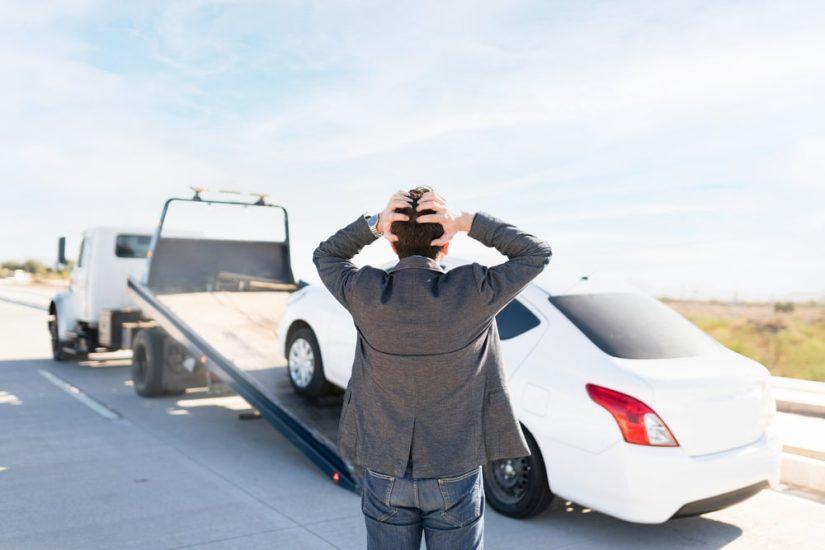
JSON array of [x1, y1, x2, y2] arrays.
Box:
[[51, 189, 357, 491]]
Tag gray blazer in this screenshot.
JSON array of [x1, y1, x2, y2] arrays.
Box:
[[313, 212, 552, 478]]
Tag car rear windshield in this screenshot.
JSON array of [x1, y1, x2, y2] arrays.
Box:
[[115, 234, 152, 258], [549, 293, 719, 359]]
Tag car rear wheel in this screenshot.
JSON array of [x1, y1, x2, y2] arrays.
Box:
[[484, 430, 554, 518], [286, 327, 330, 397]]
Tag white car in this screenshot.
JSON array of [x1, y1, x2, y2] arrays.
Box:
[[277, 258, 781, 523]]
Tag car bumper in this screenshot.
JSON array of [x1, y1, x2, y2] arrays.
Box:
[[547, 423, 782, 524]]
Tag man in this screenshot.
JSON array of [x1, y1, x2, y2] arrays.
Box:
[[313, 187, 552, 549]]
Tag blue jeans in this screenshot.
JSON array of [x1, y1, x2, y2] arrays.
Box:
[[361, 465, 484, 550]]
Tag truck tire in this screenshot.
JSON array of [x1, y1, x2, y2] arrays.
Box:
[[131, 329, 166, 397], [286, 326, 330, 397], [483, 430, 554, 518], [48, 305, 75, 362], [162, 339, 195, 396], [48, 308, 68, 362]]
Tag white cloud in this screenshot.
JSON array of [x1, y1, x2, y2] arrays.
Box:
[[0, 0, 101, 27], [1, 1, 824, 300]]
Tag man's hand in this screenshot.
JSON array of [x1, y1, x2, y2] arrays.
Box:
[[377, 190, 412, 242], [415, 189, 475, 246]]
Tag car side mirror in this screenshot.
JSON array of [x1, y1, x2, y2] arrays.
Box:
[[57, 236, 67, 266]]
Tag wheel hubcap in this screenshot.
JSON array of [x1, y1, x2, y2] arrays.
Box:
[[488, 457, 531, 504], [288, 338, 315, 388], [165, 342, 187, 373]]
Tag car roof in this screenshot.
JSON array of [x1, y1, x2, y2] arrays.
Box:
[[437, 256, 641, 297]]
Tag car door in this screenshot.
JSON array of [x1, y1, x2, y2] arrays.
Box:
[[495, 293, 547, 377], [322, 293, 358, 387]]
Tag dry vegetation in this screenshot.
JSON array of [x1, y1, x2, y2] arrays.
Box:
[[664, 299, 825, 382], [0, 260, 71, 281]]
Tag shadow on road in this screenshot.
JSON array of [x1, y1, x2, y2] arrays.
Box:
[[4, 355, 748, 549]]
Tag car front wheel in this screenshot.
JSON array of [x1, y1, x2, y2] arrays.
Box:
[[286, 326, 330, 397], [483, 430, 554, 518]]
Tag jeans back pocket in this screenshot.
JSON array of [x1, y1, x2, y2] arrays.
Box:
[[362, 469, 398, 523], [437, 467, 484, 527]]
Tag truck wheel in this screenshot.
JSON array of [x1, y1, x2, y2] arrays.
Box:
[[483, 430, 554, 518], [131, 329, 166, 397], [286, 327, 330, 397], [162, 339, 197, 396], [48, 307, 69, 362]]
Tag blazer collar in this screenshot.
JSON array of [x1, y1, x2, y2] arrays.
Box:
[[390, 255, 445, 273]]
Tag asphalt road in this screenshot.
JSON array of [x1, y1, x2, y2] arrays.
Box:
[[0, 298, 823, 550]]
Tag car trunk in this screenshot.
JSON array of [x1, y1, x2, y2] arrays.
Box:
[[615, 351, 774, 457]]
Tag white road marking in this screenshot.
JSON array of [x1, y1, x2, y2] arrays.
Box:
[[0, 294, 48, 311], [38, 369, 121, 420]]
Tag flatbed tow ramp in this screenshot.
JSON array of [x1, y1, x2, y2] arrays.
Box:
[[125, 192, 358, 492]]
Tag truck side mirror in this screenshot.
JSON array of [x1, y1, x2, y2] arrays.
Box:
[[57, 236, 67, 266]]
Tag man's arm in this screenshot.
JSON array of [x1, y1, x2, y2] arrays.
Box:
[[416, 191, 552, 312], [467, 211, 552, 311], [312, 215, 378, 309], [312, 191, 411, 309]]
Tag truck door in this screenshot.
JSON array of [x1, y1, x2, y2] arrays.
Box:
[[71, 236, 93, 322]]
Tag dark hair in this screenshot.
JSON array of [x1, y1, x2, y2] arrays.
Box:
[[391, 187, 445, 259]]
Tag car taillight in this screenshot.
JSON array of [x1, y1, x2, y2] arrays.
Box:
[[586, 383, 678, 447]]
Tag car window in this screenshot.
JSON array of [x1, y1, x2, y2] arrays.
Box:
[[496, 299, 541, 340], [549, 293, 719, 359], [115, 234, 152, 258]]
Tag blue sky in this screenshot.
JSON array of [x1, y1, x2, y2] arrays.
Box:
[[1, 0, 823, 300]]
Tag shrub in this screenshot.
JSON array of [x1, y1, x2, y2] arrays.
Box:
[[774, 302, 795, 313]]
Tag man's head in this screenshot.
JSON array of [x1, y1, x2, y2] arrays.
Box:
[[390, 187, 449, 260]]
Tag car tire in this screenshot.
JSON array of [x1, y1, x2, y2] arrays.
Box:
[[483, 430, 554, 518], [286, 326, 330, 397], [131, 329, 166, 397]]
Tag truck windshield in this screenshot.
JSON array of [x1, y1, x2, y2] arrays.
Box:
[[116, 234, 151, 258], [549, 293, 719, 359]]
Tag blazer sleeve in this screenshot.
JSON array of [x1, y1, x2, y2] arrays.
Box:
[[467, 211, 552, 313], [312, 215, 379, 310]]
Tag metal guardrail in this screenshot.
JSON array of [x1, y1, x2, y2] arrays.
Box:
[[772, 376, 825, 418]]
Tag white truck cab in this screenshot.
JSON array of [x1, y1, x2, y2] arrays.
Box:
[[49, 227, 153, 360]]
